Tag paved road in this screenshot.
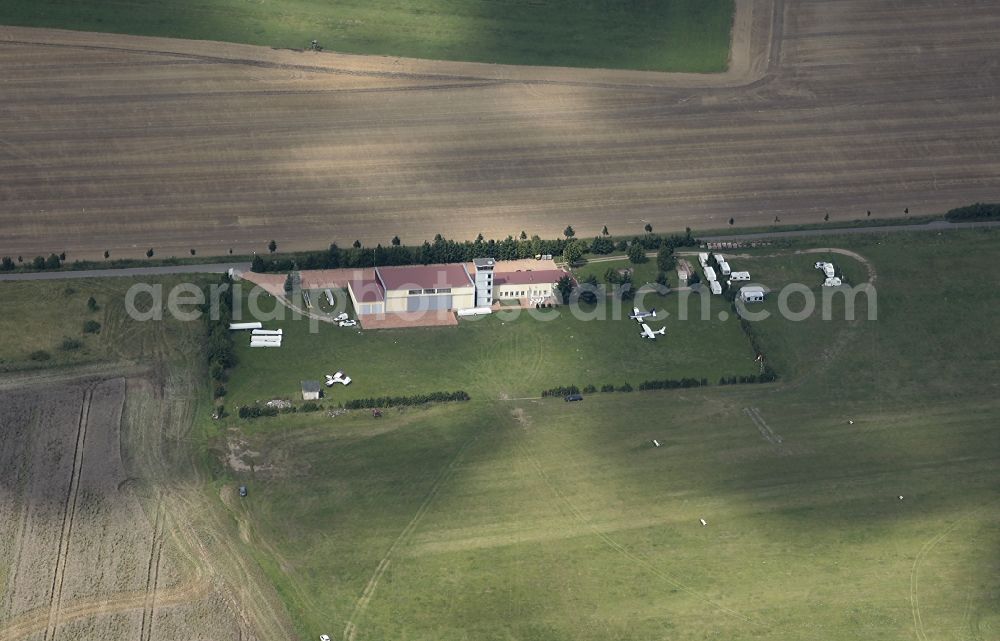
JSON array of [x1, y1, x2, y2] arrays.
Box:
[[0, 219, 996, 282], [0, 262, 251, 282]]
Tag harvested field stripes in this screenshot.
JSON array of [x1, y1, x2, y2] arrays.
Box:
[[42, 384, 94, 641], [5, 1, 1000, 259], [0, 410, 37, 621]]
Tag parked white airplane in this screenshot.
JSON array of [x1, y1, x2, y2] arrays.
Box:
[[629, 307, 656, 321], [640, 323, 666, 339]]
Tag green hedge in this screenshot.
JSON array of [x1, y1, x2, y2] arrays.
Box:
[[342, 390, 470, 409], [945, 203, 1000, 221]]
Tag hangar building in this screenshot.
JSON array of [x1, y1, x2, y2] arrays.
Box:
[[348, 262, 564, 316]]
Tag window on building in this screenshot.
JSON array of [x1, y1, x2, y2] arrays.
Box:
[[408, 289, 421, 295], [423, 288, 436, 294], [438, 288, 451, 293]]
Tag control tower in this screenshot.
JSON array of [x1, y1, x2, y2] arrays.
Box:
[[473, 257, 495, 307]]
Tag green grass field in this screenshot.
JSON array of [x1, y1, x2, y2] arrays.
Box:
[[0, 276, 209, 371], [218, 228, 1000, 640], [570, 255, 681, 290], [225, 291, 757, 405], [3, 228, 999, 640], [230, 391, 1000, 641], [1, 0, 734, 72]]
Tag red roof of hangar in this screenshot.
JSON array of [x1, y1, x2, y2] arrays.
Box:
[[349, 278, 385, 302], [376, 264, 473, 291]]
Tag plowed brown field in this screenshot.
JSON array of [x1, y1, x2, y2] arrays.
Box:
[[1, 0, 999, 261], [0, 373, 286, 640]]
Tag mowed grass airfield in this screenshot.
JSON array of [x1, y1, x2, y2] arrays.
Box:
[[216, 230, 999, 640], [0, 224, 997, 641], [225, 292, 756, 405]]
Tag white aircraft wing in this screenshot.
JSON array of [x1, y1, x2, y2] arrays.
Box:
[[640, 323, 665, 339]]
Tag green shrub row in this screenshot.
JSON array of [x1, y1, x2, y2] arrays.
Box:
[[0, 253, 62, 271], [250, 230, 699, 274], [342, 390, 470, 409], [543, 371, 777, 397], [718, 374, 772, 385], [945, 202, 1000, 221], [735, 315, 778, 383], [202, 276, 236, 399], [236, 402, 325, 419]]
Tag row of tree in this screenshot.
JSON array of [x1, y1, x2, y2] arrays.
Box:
[[735, 312, 778, 383], [251, 229, 699, 274], [0, 253, 64, 271], [342, 390, 470, 409], [236, 401, 325, 418], [945, 202, 1000, 221], [541, 368, 779, 397], [203, 275, 237, 399], [251, 234, 575, 273]]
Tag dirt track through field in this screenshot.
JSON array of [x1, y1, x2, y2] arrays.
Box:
[[0, 373, 265, 641], [2, 0, 999, 260], [42, 384, 93, 641]]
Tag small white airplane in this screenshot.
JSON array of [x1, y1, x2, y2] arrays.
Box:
[[640, 323, 666, 339], [629, 307, 656, 321], [326, 371, 352, 386]]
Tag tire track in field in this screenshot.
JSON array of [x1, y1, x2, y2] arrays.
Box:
[[139, 499, 165, 641], [0, 576, 210, 641], [42, 384, 94, 641], [0, 410, 39, 620], [909, 506, 989, 641], [508, 406, 755, 625], [343, 435, 478, 641], [743, 407, 783, 446]]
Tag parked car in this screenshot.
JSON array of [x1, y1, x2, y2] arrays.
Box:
[[564, 394, 583, 402], [339, 319, 358, 327], [333, 312, 349, 322], [320, 635, 331, 641], [239, 486, 248, 497]]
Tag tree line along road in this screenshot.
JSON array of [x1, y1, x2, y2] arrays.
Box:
[[0, 220, 997, 282]]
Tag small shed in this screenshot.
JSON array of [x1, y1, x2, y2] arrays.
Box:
[[301, 380, 321, 400]]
